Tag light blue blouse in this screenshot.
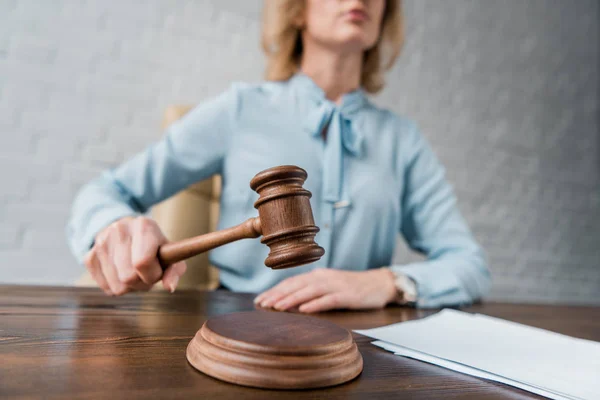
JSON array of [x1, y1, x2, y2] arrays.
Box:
[[66, 73, 491, 308]]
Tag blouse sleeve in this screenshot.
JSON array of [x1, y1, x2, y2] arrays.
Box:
[[390, 122, 491, 308], [66, 85, 240, 263]]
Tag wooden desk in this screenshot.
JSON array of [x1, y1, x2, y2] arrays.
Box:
[[1, 285, 599, 399]]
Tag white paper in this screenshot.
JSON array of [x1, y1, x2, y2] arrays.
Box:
[[355, 309, 600, 400], [372, 341, 575, 400]]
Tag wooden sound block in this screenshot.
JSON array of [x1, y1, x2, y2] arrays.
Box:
[[186, 310, 363, 389]]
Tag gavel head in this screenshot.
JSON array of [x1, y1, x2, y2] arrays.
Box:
[[250, 165, 325, 269]]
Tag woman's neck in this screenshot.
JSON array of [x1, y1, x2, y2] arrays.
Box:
[[300, 40, 362, 104]]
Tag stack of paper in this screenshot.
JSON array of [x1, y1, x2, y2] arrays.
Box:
[[354, 309, 600, 400]]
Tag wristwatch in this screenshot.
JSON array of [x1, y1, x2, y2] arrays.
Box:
[[388, 269, 418, 305]]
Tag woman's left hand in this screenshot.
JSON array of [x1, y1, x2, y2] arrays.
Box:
[[254, 268, 398, 313]]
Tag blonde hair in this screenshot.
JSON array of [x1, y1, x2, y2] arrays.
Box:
[[262, 0, 404, 94]]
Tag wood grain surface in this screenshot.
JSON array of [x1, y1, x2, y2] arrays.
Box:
[[1, 285, 599, 399], [186, 311, 363, 389]]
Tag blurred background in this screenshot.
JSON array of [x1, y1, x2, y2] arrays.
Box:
[[0, 0, 598, 304]]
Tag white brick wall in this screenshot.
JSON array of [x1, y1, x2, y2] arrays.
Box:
[[1, 0, 598, 305], [0, 0, 265, 287]]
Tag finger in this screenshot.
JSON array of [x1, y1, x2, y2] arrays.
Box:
[[254, 287, 282, 307], [298, 293, 345, 314], [114, 242, 150, 291], [273, 284, 326, 311], [97, 248, 129, 296], [255, 281, 290, 306], [254, 291, 269, 305], [84, 250, 112, 295], [112, 234, 143, 289], [256, 274, 312, 308], [131, 219, 165, 285], [110, 227, 138, 286], [161, 261, 187, 293], [253, 289, 271, 305]]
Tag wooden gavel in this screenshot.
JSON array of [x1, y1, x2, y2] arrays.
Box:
[[157, 165, 325, 270]]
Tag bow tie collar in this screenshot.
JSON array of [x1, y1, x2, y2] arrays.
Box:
[[291, 73, 368, 203], [295, 73, 368, 157], [303, 100, 365, 157]]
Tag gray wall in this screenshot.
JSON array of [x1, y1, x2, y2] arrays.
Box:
[[0, 0, 598, 304]]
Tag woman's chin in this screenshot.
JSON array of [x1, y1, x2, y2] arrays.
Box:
[[332, 29, 378, 52]]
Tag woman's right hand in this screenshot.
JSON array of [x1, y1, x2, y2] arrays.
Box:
[[84, 216, 187, 296]]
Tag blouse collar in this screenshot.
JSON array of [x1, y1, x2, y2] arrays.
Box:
[[289, 72, 368, 113]]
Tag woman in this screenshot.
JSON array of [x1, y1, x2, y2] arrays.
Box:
[[67, 0, 490, 312]]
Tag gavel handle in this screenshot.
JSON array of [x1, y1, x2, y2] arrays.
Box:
[[157, 217, 262, 269]]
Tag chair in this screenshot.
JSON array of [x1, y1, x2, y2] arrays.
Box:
[[75, 106, 221, 290]]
